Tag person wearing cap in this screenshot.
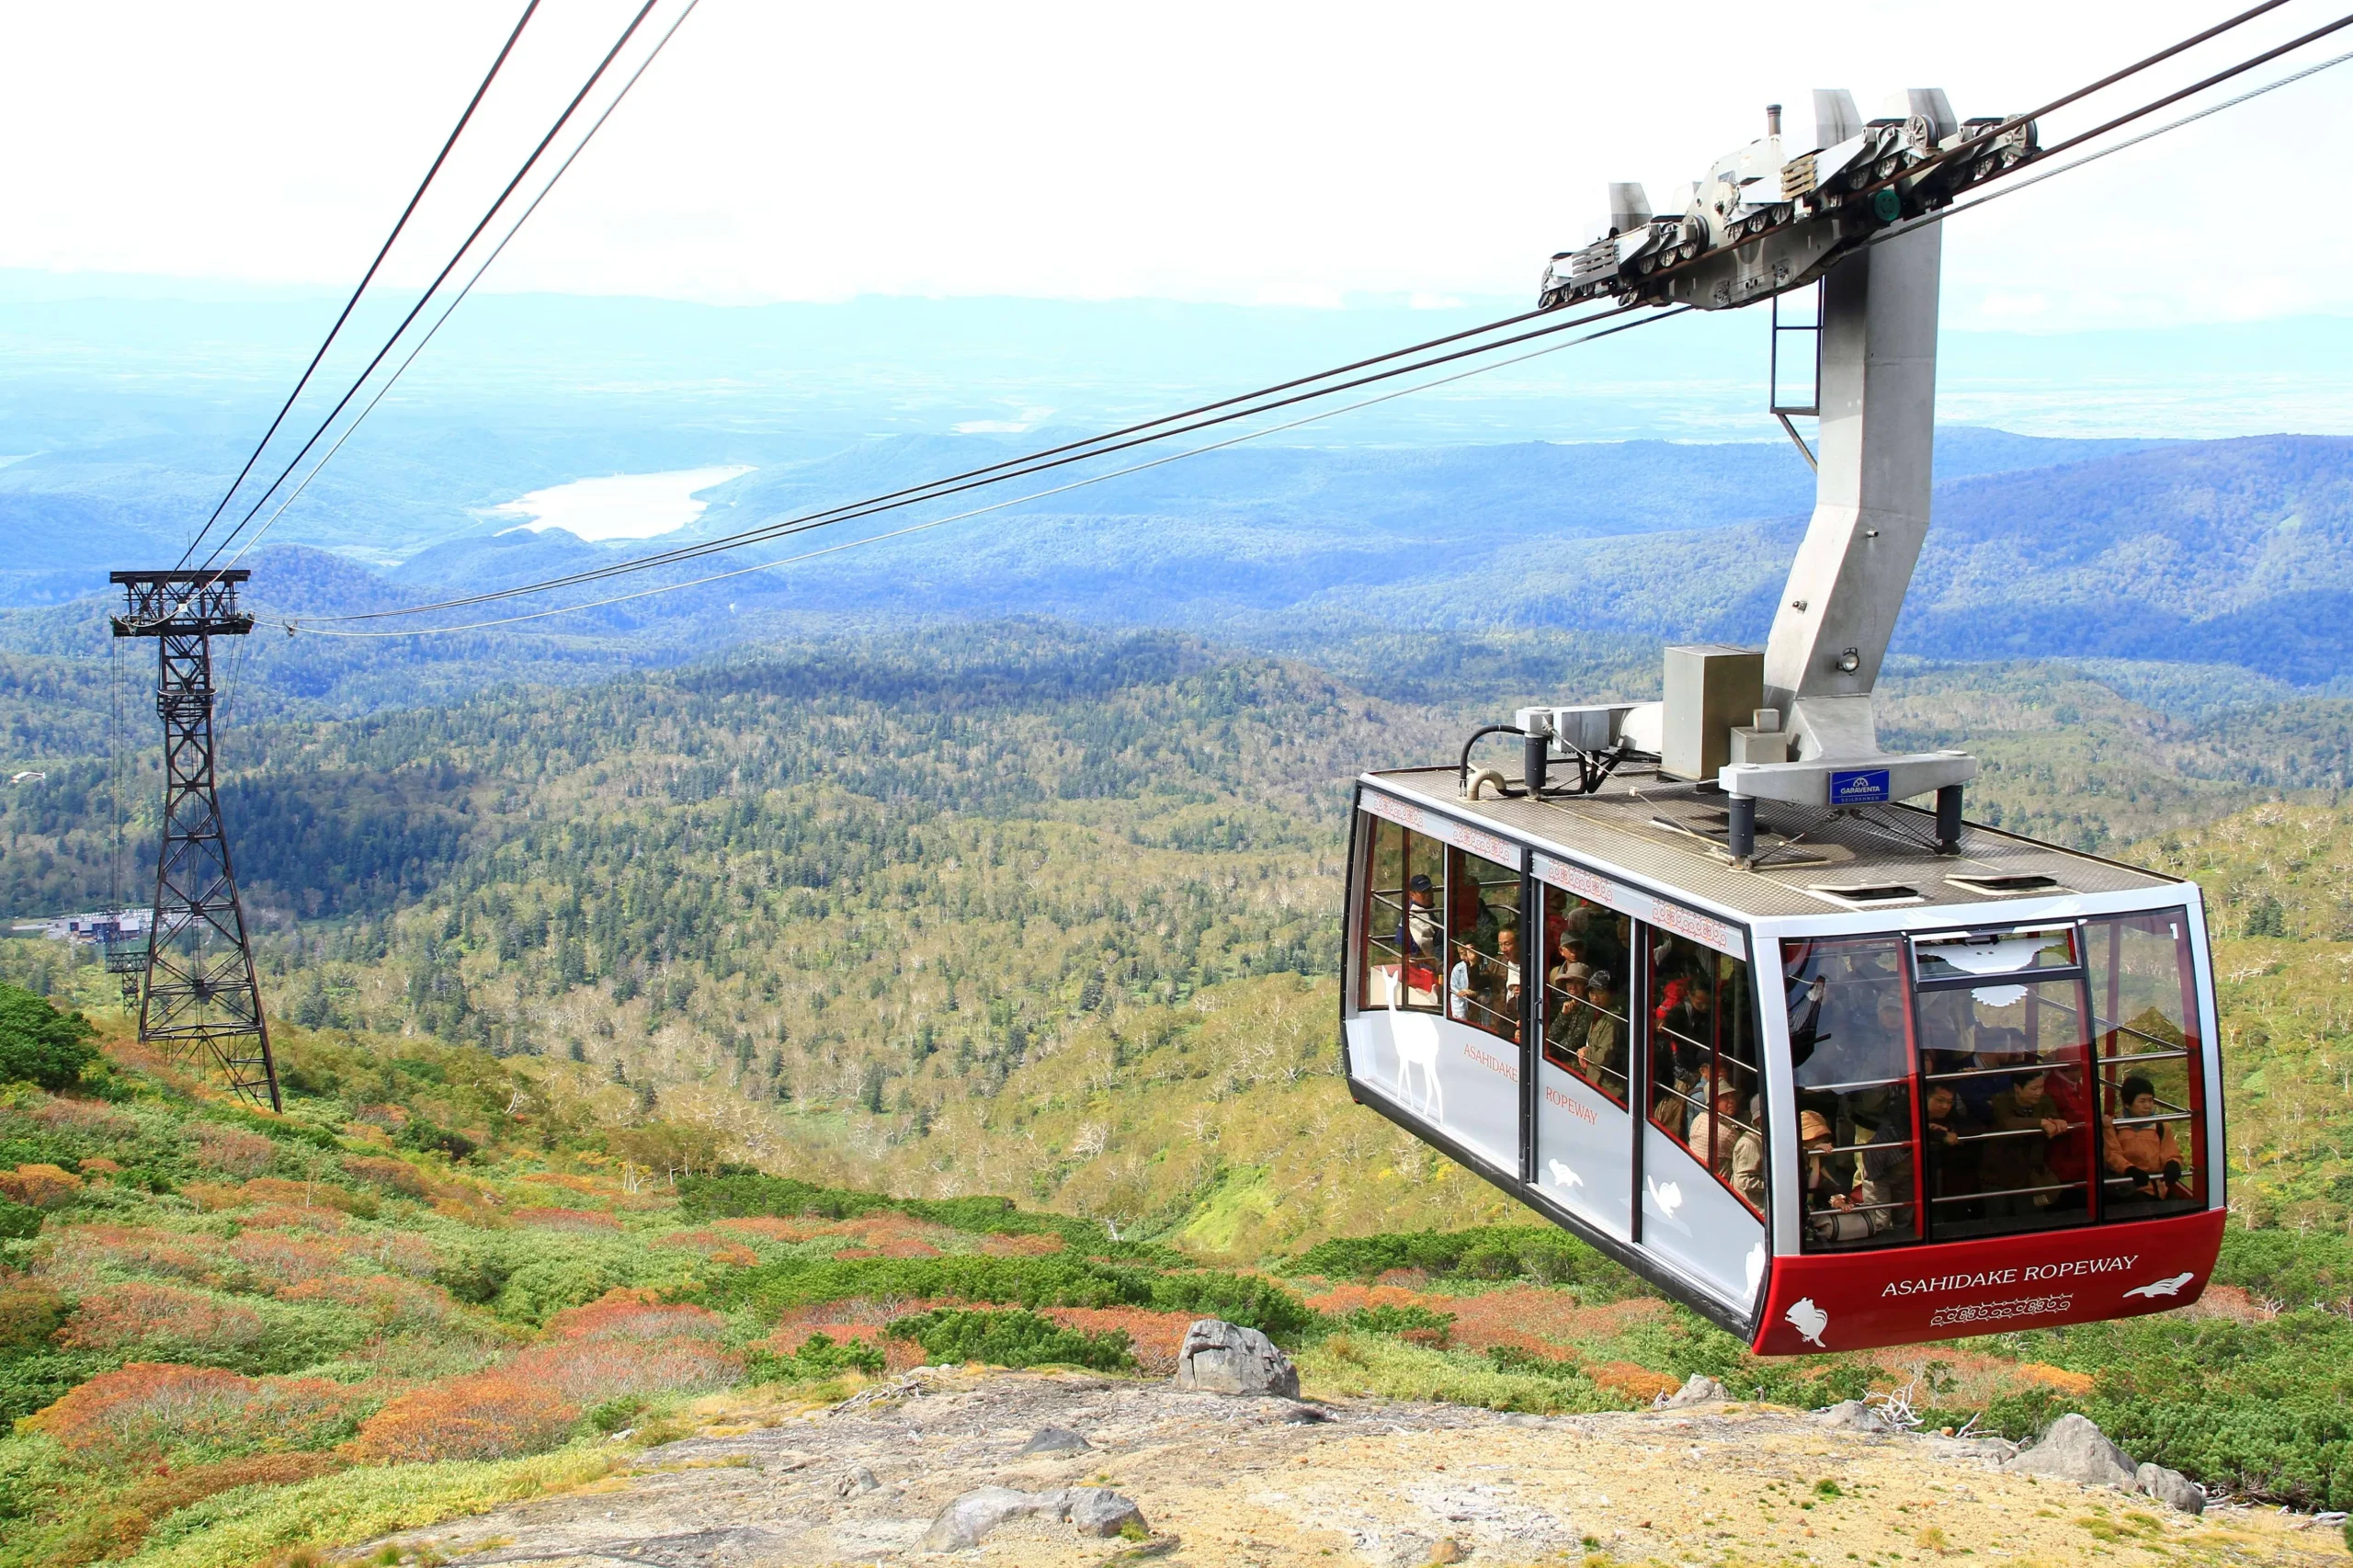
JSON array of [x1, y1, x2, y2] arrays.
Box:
[[2104, 1074, 2188, 1200], [1396, 873, 1440, 1003], [1577, 969, 1625, 1098]]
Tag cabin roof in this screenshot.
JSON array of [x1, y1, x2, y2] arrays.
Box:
[[1362, 766, 2181, 922]]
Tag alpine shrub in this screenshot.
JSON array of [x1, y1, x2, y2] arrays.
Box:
[[0, 984, 98, 1090], [884, 1307, 1133, 1371]]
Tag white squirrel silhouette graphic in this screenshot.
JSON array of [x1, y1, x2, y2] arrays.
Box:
[[2122, 1271, 2197, 1301], [1784, 1298, 1830, 1347], [1546, 1159, 1585, 1190]]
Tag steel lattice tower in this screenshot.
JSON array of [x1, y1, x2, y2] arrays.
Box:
[[109, 570, 279, 1110]]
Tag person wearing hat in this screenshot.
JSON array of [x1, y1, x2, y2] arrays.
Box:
[[1684, 1072, 1767, 1214], [2104, 1074, 2189, 1200], [1799, 1108, 1870, 1244], [1544, 961, 1593, 1069]]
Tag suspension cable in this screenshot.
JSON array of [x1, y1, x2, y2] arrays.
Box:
[[289, 307, 1689, 638], [213, 0, 708, 577], [177, 1, 541, 567], [292, 297, 1640, 626], [192, 0, 666, 574]]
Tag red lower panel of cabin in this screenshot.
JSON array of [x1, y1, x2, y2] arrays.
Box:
[[1750, 1209, 2226, 1356]]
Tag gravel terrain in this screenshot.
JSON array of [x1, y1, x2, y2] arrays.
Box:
[[351, 1369, 2347, 1567]]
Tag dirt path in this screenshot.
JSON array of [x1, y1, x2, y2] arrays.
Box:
[[361, 1370, 2346, 1568]]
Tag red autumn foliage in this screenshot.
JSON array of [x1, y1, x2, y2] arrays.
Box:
[[339, 1155, 427, 1196], [78, 1156, 122, 1178], [515, 1206, 621, 1233], [242, 1203, 346, 1234], [227, 1233, 347, 1287], [1038, 1306, 1195, 1375], [58, 1452, 347, 1564], [238, 1177, 371, 1214], [52, 1225, 221, 1284], [24, 1361, 361, 1460], [190, 1122, 277, 1177], [28, 1096, 139, 1136], [177, 1182, 251, 1213], [276, 1273, 467, 1333], [55, 1282, 267, 1354], [0, 1163, 85, 1209]]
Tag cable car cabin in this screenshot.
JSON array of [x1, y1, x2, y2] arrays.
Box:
[[1340, 766, 2223, 1356]]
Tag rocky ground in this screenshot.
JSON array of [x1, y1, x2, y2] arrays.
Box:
[[352, 1369, 2347, 1568]]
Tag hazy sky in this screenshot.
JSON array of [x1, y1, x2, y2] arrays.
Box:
[[3, 0, 2346, 330]]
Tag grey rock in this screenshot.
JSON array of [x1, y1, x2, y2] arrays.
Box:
[[920, 1487, 1051, 1552], [2004, 1413, 2138, 1490], [2137, 1461, 2207, 1515], [1018, 1426, 1092, 1455], [1066, 1488, 1146, 1538], [1660, 1373, 1727, 1409], [833, 1465, 880, 1497], [919, 1485, 1147, 1551], [1812, 1400, 1891, 1432], [1284, 1403, 1332, 1425], [1176, 1318, 1300, 1398]]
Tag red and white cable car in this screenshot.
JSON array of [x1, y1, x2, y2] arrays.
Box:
[[1339, 89, 2222, 1354]]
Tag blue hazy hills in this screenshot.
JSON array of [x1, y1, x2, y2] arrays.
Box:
[[5, 280, 2353, 691]]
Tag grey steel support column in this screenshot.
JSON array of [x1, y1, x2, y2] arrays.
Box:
[[1936, 784, 1965, 855], [110, 571, 279, 1111], [1727, 795, 1757, 867], [1759, 223, 1943, 761]]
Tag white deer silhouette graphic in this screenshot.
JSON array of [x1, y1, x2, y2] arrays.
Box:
[[1383, 968, 1445, 1119]]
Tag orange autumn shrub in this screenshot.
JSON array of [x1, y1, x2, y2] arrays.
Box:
[[278, 1274, 470, 1334], [518, 1170, 600, 1194], [28, 1096, 139, 1136], [339, 1154, 426, 1196], [515, 1290, 740, 1402], [228, 1233, 347, 1287], [515, 1206, 620, 1233], [24, 1362, 361, 1460], [1587, 1361, 1680, 1402], [708, 1244, 759, 1267], [347, 1371, 577, 1463], [55, 1282, 267, 1355], [49, 1452, 347, 1564], [711, 1215, 830, 1244], [2017, 1361, 2097, 1395], [52, 1225, 222, 1284], [242, 1202, 345, 1234], [178, 1182, 252, 1213], [0, 1285, 67, 1350], [190, 1122, 278, 1177], [0, 1163, 85, 1209], [238, 1177, 370, 1215], [78, 1156, 122, 1178], [350, 1103, 408, 1130], [1040, 1306, 1194, 1375]]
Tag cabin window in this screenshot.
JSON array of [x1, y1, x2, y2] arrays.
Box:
[[1358, 815, 1442, 1011], [1537, 885, 1632, 1104], [1785, 936, 1920, 1248], [1445, 846, 1523, 1041], [1648, 930, 1765, 1216], [2087, 911, 2204, 1217]]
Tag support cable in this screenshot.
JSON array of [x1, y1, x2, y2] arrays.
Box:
[[177, 1, 542, 567], [291, 297, 1640, 626], [289, 306, 1688, 638], [191, 0, 665, 575], [211, 0, 708, 577]]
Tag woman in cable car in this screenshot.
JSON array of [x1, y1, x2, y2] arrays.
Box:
[[1341, 784, 2226, 1355]]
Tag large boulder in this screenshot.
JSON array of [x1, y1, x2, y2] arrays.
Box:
[[920, 1486, 1148, 1551], [1659, 1373, 1726, 1408], [1066, 1488, 1147, 1538], [1176, 1318, 1300, 1398], [2136, 1461, 2207, 1515], [1812, 1400, 1892, 1433], [2003, 1414, 2137, 1490]]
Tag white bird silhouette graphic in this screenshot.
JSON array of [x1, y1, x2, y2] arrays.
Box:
[[1785, 1298, 1830, 1347], [2122, 1271, 2197, 1300], [1547, 1159, 1585, 1190], [1647, 1176, 1684, 1218]]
